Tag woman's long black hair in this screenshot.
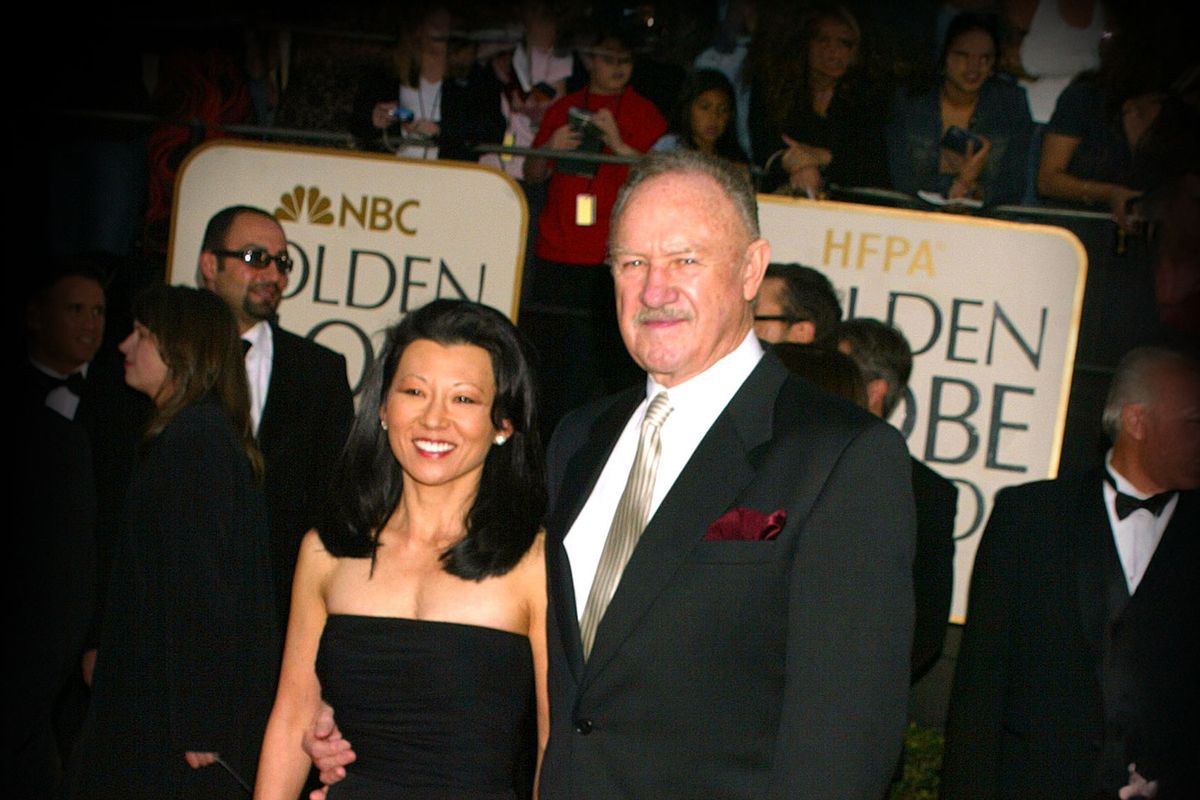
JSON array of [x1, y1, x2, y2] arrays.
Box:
[[319, 299, 546, 580]]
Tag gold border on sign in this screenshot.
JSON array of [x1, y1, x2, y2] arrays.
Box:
[[168, 139, 531, 323]]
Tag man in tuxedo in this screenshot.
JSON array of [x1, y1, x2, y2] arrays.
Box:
[[307, 151, 915, 798], [199, 206, 354, 632], [751, 262, 842, 348], [838, 317, 956, 684], [19, 265, 106, 794], [25, 265, 105, 414], [942, 347, 1200, 799], [21, 262, 147, 781]]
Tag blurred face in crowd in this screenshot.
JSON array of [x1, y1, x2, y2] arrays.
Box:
[[943, 28, 995, 96], [418, 7, 452, 60], [1131, 364, 1200, 493], [28, 275, 106, 373], [200, 211, 289, 333], [120, 321, 170, 405], [611, 170, 769, 387], [752, 276, 812, 344], [381, 339, 511, 494], [808, 15, 858, 85], [689, 89, 733, 153], [587, 38, 634, 95]]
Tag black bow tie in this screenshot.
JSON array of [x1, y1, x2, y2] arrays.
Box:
[[1105, 471, 1176, 520], [47, 371, 87, 396]]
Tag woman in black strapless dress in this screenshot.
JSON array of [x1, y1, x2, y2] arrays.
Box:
[[255, 300, 548, 800]]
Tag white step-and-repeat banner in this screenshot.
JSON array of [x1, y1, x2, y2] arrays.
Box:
[[171, 142, 1086, 620], [760, 196, 1086, 620]]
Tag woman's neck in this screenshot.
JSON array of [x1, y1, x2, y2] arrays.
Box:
[[941, 81, 979, 110], [810, 71, 838, 94], [387, 478, 475, 548], [419, 52, 446, 84]]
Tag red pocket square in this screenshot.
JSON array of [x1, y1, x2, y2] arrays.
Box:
[[703, 507, 787, 542]]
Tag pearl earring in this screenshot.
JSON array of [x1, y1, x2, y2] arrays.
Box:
[[380, 419, 389, 431], [494, 434, 508, 445]]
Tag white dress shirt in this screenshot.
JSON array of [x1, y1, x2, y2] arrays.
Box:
[[31, 357, 88, 421], [242, 321, 273, 436], [1104, 450, 1177, 594], [564, 331, 764, 618], [398, 78, 443, 160]]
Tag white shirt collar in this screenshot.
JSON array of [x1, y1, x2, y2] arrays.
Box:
[[29, 356, 89, 380], [242, 320, 271, 351], [644, 329, 764, 417]]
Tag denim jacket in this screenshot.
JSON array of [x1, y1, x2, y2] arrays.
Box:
[[886, 77, 1033, 206]]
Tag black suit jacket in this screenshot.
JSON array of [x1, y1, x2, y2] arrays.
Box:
[[24, 353, 150, 645], [540, 352, 916, 799], [258, 323, 353, 630], [910, 458, 956, 683], [942, 473, 1200, 799]]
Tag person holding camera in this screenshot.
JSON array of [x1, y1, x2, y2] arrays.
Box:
[[886, 12, 1033, 206], [364, 6, 505, 162], [521, 28, 666, 436]]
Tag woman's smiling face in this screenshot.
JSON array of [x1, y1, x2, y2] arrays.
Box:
[[381, 339, 510, 492]]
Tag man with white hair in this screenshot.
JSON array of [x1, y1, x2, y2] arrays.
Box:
[[943, 347, 1200, 799]]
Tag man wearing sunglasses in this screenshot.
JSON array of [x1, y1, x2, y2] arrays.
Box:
[[199, 205, 354, 637]]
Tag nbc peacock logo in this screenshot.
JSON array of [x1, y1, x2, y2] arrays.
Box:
[[275, 185, 335, 225]]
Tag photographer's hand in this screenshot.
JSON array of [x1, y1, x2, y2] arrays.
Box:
[[372, 102, 399, 130], [590, 109, 637, 156], [948, 136, 991, 199], [404, 119, 441, 138], [546, 123, 582, 150]]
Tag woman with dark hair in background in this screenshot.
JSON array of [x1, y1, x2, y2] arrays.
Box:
[[68, 285, 277, 799], [1036, 12, 1176, 232], [887, 12, 1033, 206], [747, 3, 889, 196], [256, 300, 548, 800], [654, 68, 750, 170]]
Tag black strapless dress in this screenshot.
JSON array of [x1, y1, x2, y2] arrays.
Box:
[[316, 614, 535, 799]]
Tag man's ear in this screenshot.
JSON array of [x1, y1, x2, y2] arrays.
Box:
[[784, 321, 816, 345], [866, 378, 889, 419], [198, 251, 218, 288], [1121, 403, 1147, 441], [740, 238, 771, 302]]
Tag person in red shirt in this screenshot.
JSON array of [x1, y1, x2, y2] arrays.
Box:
[[522, 30, 667, 436]]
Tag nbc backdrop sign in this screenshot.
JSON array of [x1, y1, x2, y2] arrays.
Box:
[[167, 140, 529, 391]]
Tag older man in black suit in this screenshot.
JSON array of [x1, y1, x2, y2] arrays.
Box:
[[199, 206, 353, 633], [942, 347, 1200, 799], [307, 152, 915, 798]]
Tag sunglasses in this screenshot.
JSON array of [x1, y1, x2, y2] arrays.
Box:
[[212, 247, 294, 275]]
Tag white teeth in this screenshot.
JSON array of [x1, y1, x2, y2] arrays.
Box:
[[415, 440, 454, 453]]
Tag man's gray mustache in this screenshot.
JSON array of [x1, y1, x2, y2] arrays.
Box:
[[635, 309, 693, 324]]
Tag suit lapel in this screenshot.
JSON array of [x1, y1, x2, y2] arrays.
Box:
[[256, 323, 290, 449], [1128, 489, 1198, 602], [583, 356, 785, 683], [1074, 473, 1128, 659]]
